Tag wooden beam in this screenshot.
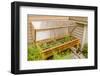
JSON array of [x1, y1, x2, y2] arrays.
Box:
[[35, 26, 68, 32], [76, 21, 87, 25]]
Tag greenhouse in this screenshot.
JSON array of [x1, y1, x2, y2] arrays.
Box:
[[27, 15, 88, 61]]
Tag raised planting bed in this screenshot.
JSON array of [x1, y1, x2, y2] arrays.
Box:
[[36, 35, 80, 59]]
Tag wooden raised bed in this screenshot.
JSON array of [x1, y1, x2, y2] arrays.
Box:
[[36, 36, 80, 59]]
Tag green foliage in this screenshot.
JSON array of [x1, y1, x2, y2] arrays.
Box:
[[57, 38, 65, 43], [40, 43, 49, 50], [28, 35, 74, 61], [39, 35, 72, 50], [40, 42, 54, 50], [28, 44, 73, 60], [28, 44, 42, 61], [82, 43, 88, 58], [53, 51, 62, 59], [53, 49, 73, 60], [63, 35, 71, 42], [58, 35, 72, 44]]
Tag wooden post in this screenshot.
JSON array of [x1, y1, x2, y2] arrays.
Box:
[[29, 22, 35, 44], [34, 29, 36, 44], [81, 25, 87, 50]]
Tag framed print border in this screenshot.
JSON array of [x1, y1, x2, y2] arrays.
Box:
[[11, 1, 98, 74]]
